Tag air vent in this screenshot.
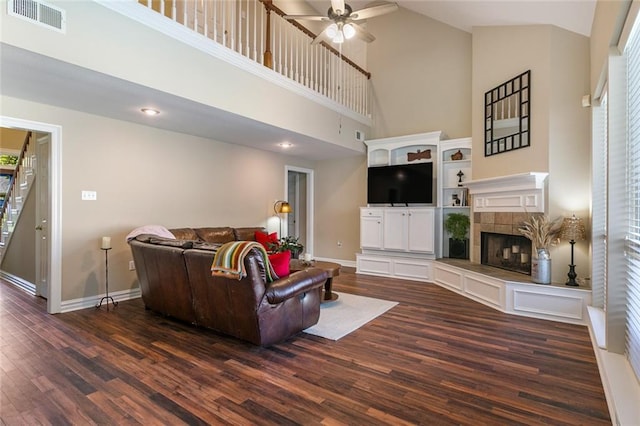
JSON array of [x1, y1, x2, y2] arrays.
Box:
[[8, 0, 65, 33]]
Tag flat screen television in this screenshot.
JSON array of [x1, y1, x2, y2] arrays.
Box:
[[367, 162, 433, 205]]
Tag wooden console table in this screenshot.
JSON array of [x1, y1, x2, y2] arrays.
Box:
[[290, 259, 341, 302]]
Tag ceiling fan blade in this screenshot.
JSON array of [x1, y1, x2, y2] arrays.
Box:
[[350, 2, 398, 20], [351, 22, 376, 43], [331, 0, 346, 16], [284, 14, 330, 21]]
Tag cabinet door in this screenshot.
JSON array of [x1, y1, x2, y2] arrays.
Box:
[[408, 208, 435, 253], [360, 212, 383, 249], [383, 209, 409, 251]]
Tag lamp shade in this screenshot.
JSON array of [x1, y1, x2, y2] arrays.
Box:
[[274, 200, 292, 215], [559, 214, 586, 241]]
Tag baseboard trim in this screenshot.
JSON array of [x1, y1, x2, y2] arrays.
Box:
[[0, 271, 36, 295], [314, 257, 356, 269], [60, 288, 141, 313]]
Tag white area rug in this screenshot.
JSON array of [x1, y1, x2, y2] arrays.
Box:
[[304, 292, 398, 341]]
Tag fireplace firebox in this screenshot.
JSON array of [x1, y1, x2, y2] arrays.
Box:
[[481, 232, 532, 275]]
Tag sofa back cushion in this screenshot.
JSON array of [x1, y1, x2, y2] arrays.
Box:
[[184, 248, 267, 344], [129, 240, 196, 324], [234, 227, 266, 241], [194, 227, 236, 244], [169, 228, 199, 241]]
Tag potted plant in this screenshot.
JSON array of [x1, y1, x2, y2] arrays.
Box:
[[518, 214, 563, 284], [271, 236, 304, 259], [444, 213, 470, 259]]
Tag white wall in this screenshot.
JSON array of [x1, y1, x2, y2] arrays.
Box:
[[0, 0, 367, 153], [472, 25, 591, 284], [366, 7, 472, 139], [2, 95, 314, 301]]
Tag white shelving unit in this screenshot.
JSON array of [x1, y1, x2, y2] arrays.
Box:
[[357, 132, 473, 281], [358, 131, 445, 281], [439, 137, 472, 258]]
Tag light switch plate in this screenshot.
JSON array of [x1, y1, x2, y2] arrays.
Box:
[[81, 190, 97, 201]]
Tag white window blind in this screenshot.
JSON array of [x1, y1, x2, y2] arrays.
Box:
[[626, 15, 640, 380], [592, 93, 608, 310]]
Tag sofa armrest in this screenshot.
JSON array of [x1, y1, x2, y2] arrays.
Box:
[[265, 268, 327, 304]]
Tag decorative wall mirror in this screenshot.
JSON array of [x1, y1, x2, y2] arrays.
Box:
[[484, 70, 530, 156]]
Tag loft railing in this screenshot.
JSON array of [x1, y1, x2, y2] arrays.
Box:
[[139, 0, 371, 116], [0, 132, 31, 227]]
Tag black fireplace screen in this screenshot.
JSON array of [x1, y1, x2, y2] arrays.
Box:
[[481, 232, 532, 275]]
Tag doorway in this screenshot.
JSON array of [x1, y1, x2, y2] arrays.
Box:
[[285, 166, 313, 256], [1, 116, 61, 314]]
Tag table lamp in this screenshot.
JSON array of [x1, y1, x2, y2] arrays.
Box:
[[559, 214, 586, 286]]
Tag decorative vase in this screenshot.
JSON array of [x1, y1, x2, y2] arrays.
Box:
[[531, 249, 551, 284]]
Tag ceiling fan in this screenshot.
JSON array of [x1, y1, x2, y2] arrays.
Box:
[[284, 0, 398, 44]]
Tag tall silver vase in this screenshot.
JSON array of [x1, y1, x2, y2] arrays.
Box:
[[532, 249, 551, 284]]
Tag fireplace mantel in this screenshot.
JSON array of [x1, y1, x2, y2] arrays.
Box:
[[464, 172, 548, 213]]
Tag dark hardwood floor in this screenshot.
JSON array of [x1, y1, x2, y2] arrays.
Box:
[[0, 270, 610, 425]]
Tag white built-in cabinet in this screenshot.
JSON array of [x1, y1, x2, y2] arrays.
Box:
[[357, 132, 472, 281], [360, 207, 436, 253], [360, 208, 383, 249], [383, 208, 435, 253]]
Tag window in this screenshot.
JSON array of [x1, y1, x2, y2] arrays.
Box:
[[625, 14, 640, 379]]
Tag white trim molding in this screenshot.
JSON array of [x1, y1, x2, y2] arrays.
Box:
[[60, 287, 141, 313], [464, 172, 548, 212], [0, 116, 62, 314]]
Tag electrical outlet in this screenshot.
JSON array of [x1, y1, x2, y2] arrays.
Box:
[[81, 190, 97, 201], [129, 260, 136, 271]]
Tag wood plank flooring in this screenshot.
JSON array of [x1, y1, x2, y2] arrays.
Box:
[[0, 270, 610, 425]]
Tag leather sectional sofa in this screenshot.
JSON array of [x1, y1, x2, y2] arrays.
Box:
[[128, 227, 328, 346]]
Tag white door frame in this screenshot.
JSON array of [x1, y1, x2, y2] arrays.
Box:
[[35, 134, 50, 299], [1, 116, 62, 314], [284, 165, 314, 257]]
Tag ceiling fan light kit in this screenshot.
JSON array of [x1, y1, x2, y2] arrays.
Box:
[[284, 0, 398, 45]]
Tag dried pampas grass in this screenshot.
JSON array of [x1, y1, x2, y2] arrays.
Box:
[[519, 214, 563, 253]]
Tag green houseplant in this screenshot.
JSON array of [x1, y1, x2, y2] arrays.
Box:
[[444, 213, 470, 259], [270, 236, 304, 259]]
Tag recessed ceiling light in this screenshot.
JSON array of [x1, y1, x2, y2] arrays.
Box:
[[141, 108, 160, 116], [278, 142, 293, 148]]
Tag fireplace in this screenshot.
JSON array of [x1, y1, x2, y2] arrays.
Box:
[[481, 232, 532, 275], [480, 232, 531, 275]]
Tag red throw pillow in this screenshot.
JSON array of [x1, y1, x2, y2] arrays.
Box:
[[268, 250, 291, 278], [255, 231, 279, 251]]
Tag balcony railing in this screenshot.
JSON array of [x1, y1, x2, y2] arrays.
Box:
[[139, 0, 371, 117]]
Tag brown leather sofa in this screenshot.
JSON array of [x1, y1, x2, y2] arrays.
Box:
[[128, 227, 327, 346]]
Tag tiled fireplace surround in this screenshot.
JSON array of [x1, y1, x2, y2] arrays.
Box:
[[472, 211, 530, 264], [465, 172, 549, 272]]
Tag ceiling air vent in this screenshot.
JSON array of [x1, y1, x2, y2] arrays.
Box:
[[8, 0, 66, 33]]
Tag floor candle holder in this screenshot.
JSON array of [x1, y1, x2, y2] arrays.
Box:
[[96, 247, 118, 311]]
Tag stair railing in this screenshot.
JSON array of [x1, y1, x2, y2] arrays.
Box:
[[0, 131, 31, 227]]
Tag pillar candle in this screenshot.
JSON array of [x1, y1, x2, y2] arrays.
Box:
[[521, 253, 529, 264], [503, 248, 511, 259], [303, 253, 312, 262], [101, 236, 111, 249], [512, 245, 520, 254]]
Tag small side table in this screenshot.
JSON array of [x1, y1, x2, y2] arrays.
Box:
[[96, 247, 118, 311], [290, 259, 341, 302]]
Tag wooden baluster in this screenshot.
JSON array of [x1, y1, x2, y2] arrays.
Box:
[[262, 0, 273, 69]]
